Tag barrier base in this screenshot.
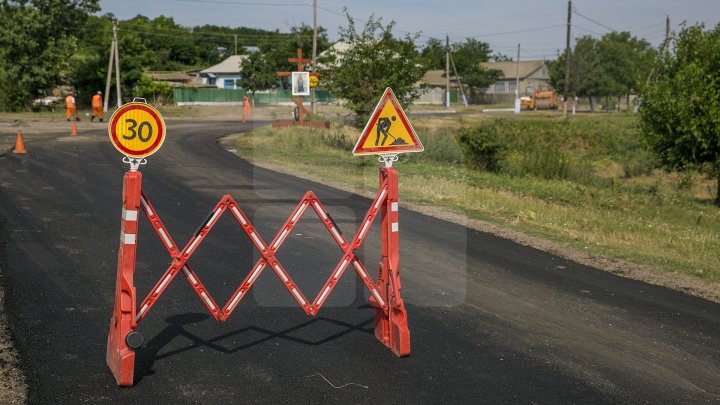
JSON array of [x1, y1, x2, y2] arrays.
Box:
[[106, 316, 135, 386]]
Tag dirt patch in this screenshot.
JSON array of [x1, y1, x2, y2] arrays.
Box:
[[221, 134, 720, 304], [0, 275, 27, 404]]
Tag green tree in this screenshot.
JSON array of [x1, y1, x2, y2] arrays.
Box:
[[238, 51, 277, 103], [639, 23, 720, 204], [420, 37, 446, 70], [0, 0, 100, 110], [321, 13, 427, 126], [450, 38, 501, 102]]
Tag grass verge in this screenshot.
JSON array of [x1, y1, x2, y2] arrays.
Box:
[[230, 114, 720, 283]]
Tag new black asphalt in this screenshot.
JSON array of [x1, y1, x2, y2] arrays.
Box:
[[0, 120, 718, 403]]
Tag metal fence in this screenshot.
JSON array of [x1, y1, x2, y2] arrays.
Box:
[[173, 88, 335, 106]]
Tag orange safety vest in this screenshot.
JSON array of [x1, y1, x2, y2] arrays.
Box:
[[92, 94, 102, 107], [65, 95, 75, 108]]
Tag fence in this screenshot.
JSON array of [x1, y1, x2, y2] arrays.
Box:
[[173, 88, 335, 106]]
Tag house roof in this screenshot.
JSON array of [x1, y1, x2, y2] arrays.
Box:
[[145, 71, 193, 82], [480, 60, 547, 79], [419, 70, 459, 87], [201, 55, 247, 75]]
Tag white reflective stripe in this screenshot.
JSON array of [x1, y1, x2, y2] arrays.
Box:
[[273, 229, 289, 250], [392, 222, 399, 233], [391, 202, 399, 212], [353, 261, 368, 279], [123, 208, 138, 221], [291, 288, 306, 305], [248, 263, 263, 285], [136, 304, 149, 321], [317, 286, 331, 307], [206, 208, 222, 228], [333, 259, 349, 279], [358, 220, 371, 240], [330, 227, 343, 244], [140, 196, 154, 217], [372, 289, 385, 307], [291, 203, 307, 223], [121, 232, 136, 245], [374, 189, 388, 209], [274, 264, 289, 283], [313, 202, 327, 219], [201, 292, 216, 310], [182, 266, 197, 285], [251, 232, 265, 250], [155, 274, 172, 294], [228, 291, 243, 310], [187, 235, 202, 254], [231, 206, 247, 226], [158, 228, 173, 249]]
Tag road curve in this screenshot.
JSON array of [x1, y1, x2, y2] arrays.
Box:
[[0, 120, 718, 403]]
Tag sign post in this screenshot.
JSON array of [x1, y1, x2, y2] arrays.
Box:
[[352, 87, 422, 356], [106, 99, 165, 386]]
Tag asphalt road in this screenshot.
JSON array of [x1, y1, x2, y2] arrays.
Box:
[[0, 120, 719, 404]]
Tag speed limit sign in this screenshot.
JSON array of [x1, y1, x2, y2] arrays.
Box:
[[108, 102, 166, 158]]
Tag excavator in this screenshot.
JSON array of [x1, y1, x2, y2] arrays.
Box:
[[520, 89, 560, 110]]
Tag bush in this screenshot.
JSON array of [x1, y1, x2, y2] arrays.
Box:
[[456, 124, 506, 172]]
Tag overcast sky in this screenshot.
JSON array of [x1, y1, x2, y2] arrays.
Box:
[[98, 0, 719, 60]]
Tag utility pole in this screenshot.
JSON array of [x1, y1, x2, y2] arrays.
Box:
[[514, 43, 521, 114], [103, 21, 116, 113], [446, 35, 450, 108], [114, 21, 122, 108], [563, 0, 572, 119], [234, 34, 238, 55], [664, 15, 670, 54], [311, 0, 318, 115]]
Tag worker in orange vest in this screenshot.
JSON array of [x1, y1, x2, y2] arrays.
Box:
[[91, 91, 103, 122], [241, 95, 251, 123], [65, 92, 78, 121]]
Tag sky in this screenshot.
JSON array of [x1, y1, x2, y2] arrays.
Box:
[[98, 0, 720, 60]]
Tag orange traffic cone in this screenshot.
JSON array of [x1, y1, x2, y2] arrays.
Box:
[[71, 121, 77, 136], [13, 130, 27, 154]]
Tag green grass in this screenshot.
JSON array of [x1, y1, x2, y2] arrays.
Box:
[[231, 114, 720, 283]]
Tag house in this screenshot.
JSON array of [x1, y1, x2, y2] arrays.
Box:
[[144, 71, 212, 88], [198, 55, 248, 89], [480, 60, 553, 101]]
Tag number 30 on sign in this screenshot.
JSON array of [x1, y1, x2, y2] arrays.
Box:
[[108, 102, 166, 158]]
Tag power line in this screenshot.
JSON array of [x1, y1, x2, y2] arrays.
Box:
[[572, 7, 616, 32]]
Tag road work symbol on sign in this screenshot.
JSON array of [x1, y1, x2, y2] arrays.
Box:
[[353, 87, 423, 156], [108, 101, 166, 158]]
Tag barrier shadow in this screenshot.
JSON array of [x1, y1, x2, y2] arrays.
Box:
[[134, 312, 374, 383]]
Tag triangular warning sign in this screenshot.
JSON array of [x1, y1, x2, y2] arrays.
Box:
[[353, 87, 424, 156]]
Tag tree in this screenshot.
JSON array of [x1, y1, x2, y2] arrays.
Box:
[[237, 51, 277, 103], [321, 12, 427, 126], [420, 37, 446, 70], [450, 38, 500, 102], [0, 0, 100, 110], [639, 23, 720, 204]]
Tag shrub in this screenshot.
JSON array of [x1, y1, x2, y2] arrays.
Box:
[[456, 124, 507, 172]]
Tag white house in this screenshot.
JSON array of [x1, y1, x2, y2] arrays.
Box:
[[199, 55, 247, 89]]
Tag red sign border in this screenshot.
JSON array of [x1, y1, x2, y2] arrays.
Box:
[[108, 103, 166, 158], [352, 87, 424, 155]]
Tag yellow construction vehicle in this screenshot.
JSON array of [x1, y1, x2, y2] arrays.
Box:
[[520, 90, 560, 110]]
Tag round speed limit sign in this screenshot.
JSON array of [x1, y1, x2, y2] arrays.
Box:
[[108, 102, 166, 158]]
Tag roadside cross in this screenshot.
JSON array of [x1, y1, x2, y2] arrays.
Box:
[[276, 48, 318, 123]]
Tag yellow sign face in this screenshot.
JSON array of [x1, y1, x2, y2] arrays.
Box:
[[108, 102, 166, 158], [353, 88, 424, 156], [309, 75, 319, 88]]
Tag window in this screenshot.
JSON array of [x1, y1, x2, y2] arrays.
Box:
[[207, 77, 216, 86], [223, 79, 235, 89], [508, 81, 517, 94], [494, 81, 506, 93]]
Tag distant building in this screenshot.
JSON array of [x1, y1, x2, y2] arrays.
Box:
[[480, 60, 553, 100], [198, 55, 248, 89], [144, 71, 212, 88]]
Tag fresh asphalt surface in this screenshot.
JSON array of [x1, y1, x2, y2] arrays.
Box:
[[0, 120, 719, 404]]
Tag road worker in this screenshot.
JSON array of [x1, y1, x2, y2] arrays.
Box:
[[65, 92, 78, 121], [241, 95, 251, 123], [91, 91, 103, 122]]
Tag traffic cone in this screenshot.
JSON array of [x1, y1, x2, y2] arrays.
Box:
[[71, 120, 77, 136], [13, 130, 27, 154]]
